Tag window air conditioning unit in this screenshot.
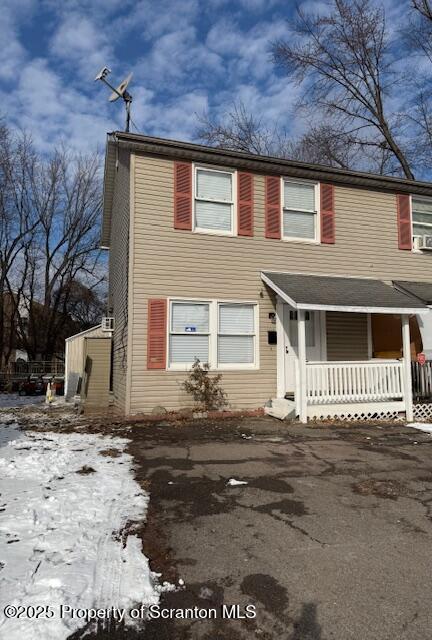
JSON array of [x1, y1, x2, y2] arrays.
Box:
[[101, 316, 115, 331], [419, 235, 432, 251]]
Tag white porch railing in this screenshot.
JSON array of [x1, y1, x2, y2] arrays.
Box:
[[306, 360, 404, 405]]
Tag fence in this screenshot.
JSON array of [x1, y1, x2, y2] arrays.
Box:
[[412, 361, 432, 400], [306, 360, 405, 405], [1, 360, 65, 376]]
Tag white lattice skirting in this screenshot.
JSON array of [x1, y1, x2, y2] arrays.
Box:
[[413, 403, 432, 422], [307, 401, 406, 422]]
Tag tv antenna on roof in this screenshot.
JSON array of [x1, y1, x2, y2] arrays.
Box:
[[94, 67, 133, 133]]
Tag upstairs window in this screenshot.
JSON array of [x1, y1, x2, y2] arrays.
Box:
[[412, 197, 432, 242], [194, 168, 234, 234], [283, 180, 318, 241]]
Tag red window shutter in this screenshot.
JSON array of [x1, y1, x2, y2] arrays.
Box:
[[397, 194, 412, 250], [237, 172, 254, 236], [265, 176, 281, 239], [320, 183, 335, 244], [147, 299, 167, 369], [174, 162, 192, 230]]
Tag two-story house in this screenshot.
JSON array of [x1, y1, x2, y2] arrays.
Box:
[[101, 132, 432, 422]]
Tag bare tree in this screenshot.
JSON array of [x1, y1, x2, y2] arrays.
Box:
[[412, 0, 432, 21], [0, 125, 105, 367], [197, 102, 354, 167], [0, 127, 40, 366], [197, 102, 293, 156], [272, 0, 415, 179]]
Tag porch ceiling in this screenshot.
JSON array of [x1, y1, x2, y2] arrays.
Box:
[[261, 271, 429, 314]]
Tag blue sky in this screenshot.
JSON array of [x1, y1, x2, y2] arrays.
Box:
[[0, 0, 309, 153], [0, 0, 411, 155]]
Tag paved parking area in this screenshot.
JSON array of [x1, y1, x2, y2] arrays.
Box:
[[129, 417, 432, 640]]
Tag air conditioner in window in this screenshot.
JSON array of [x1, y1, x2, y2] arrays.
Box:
[[418, 235, 432, 251], [101, 316, 114, 331]]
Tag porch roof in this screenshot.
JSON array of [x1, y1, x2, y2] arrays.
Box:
[[393, 280, 432, 306], [261, 271, 429, 314]]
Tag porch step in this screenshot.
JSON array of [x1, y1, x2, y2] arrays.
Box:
[[265, 398, 296, 421]]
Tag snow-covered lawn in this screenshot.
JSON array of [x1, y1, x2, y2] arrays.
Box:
[[0, 419, 164, 639]]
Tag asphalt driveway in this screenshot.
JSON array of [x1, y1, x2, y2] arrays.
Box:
[[128, 416, 432, 640]]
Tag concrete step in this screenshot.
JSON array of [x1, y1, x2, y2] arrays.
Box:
[[264, 398, 296, 421]]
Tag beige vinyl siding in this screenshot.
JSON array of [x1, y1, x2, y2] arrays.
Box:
[[326, 312, 368, 361], [128, 154, 432, 414], [108, 148, 130, 410], [83, 337, 111, 407]]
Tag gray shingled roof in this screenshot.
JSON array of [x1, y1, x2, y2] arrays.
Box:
[[262, 272, 428, 312], [394, 281, 432, 305]]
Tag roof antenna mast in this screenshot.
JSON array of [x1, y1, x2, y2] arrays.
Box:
[[94, 67, 133, 133]]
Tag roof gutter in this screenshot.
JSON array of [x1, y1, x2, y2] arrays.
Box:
[[112, 131, 432, 197]]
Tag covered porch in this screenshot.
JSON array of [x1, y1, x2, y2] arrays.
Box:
[[262, 272, 429, 423]]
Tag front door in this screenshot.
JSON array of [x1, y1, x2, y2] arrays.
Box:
[[283, 306, 324, 395]]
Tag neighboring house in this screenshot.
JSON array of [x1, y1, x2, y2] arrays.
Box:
[[101, 132, 432, 422], [1, 291, 77, 370]]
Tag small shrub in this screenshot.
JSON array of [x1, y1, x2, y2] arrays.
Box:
[[181, 359, 228, 411]]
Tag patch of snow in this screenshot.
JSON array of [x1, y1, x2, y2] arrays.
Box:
[[406, 422, 432, 434], [226, 478, 248, 486], [0, 429, 161, 639]]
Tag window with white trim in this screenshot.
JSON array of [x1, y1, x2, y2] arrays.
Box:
[[412, 197, 432, 242], [218, 304, 255, 364], [194, 167, 234, 234], [169, 302, 210, 364], [168, 300, 258, 369], [283, 180, 318, 241]]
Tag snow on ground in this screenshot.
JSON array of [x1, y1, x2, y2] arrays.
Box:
[[226, 478, 248, 486], [406, 422, 432, 434], [0, 393, 45, 408], [0, 420, 162, 639]]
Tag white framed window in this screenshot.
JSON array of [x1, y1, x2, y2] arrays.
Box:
[[169, 302, 210, 365], [412, 197, 432, 248], [194, 166, 235, 235], [168, 299, 258, 370], [283, 179, 319, 242], [218, 303, 256, 367]]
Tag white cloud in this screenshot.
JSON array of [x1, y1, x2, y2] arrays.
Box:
[[206, 18, 288, 81], [134, 27, 223, 93], [0, 0, 37, 81], [2, 58, 115, 153], [131, 86, 208, 140], [114, 0, 200, 41], [50, 13, 114, 80]]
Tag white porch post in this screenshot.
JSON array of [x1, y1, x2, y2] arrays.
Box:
[[402, 314, 413, 422], [297, 309, 307, 423], [276, 297, 285, 399]]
